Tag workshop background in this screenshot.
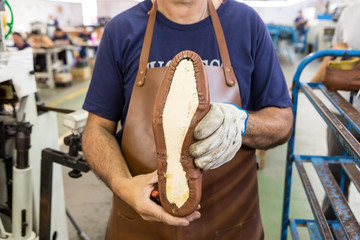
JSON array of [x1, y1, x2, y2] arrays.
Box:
[[1, 0, 360, 239]]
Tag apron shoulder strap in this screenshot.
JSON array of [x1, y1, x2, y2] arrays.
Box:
[[136, 0, 236, 87], [207, 0, 236, 87], [135, 0, 158, 87]]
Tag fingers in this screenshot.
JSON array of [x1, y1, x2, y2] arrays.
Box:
[[194, 103, 224, 140], [189, 124, 225, 158], [194, 116, 242, 170], [132, 172, 201, 227], [139, 199, 200, 226], [184, 210, 201, 222], [195, 138, 229, 170], [147, 170, 158, 185]]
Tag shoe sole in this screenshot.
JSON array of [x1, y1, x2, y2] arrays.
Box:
[[153, 50, 210, 217]]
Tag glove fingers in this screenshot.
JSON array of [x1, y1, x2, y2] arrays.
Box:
[[208, 131, 242, 170], [191, 115, 231, 159], [194, 132, 230, 170], [194, 103, 224, 140], [195, 116, 242, 170], [192, 102, 247, 171], [216, 120, 240, 166], [220, 137, 242, 167], [189, 124, 225, 158]]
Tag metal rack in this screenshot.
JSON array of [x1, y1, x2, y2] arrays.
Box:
[[281, 49, 360, 239]]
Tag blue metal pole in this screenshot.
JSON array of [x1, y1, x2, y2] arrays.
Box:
[[280, 49, 360, 240]]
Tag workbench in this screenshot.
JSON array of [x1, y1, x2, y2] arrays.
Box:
[[72, 41, 98, 59], [33, 45, 73, 88]]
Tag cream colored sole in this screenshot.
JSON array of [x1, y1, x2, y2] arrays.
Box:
[[162, 59, 199, 208]]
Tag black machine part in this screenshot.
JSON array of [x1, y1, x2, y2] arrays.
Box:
[[39, 146, 90, 240], [63, 133, 83, 178], [0, 116, 17, 211], [15, 122, 32, 169]]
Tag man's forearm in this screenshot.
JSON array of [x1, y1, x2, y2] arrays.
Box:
[[242, 107, 293, 149], [82, 114, 200, 226], [82, 123, 131, 195]]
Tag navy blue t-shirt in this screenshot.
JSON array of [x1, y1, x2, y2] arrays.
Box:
[[77, 33, 92, 42], [83, 0, 292, 145], [52, 33, 71, 41], [294, 16, 306, 34]]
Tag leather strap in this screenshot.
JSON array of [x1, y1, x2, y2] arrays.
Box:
[[136, 0, 237, 87], [207, 0, 236, 87], [135, 0, 158, 87]]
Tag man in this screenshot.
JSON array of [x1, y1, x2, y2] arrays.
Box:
[[294, 10, 307, 36], [28, 30, 53, 73], [82, 0, 293, 239], [294, 10, 308, 51], [48, 15, 59, 28], [27, 30, 53, 49], [76, 26, 92, 59], [52, 27, 71, 44], [12, 32, 30, 50], [52, 27, 72, 65]]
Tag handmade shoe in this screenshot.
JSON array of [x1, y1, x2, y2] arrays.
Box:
[[152, 50, 210, 217]]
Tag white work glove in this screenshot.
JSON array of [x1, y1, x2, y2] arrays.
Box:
[[189, 102, 248, 171]]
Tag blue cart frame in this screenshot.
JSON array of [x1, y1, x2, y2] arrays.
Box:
[[281, 49, 360, 240]]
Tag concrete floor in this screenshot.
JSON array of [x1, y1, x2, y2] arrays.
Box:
[[36, 47, 360, 239]]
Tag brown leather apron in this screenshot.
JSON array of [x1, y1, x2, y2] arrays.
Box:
[[105, 0, 264, 239]]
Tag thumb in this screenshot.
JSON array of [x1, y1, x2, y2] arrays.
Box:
[[147, 170, 158, 185]]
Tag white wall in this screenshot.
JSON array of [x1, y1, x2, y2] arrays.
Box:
[[95, 0, 319, 25], [9, 0, 83, 33], [252, 0, 353, 25], [252, 0, 321, 25], [95, 0, 355, 26], [97, 0, 137, 19]]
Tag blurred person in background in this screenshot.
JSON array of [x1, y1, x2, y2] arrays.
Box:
[[12, 32, 30, 50], [48, 15, 59, 28], [76, 26, 93, 59], [28, 30, 53, 49], [52, 27, 72, 65], [294, 10, 308, 49], [28, 30, 54, 73], [52, 27, 71, 44]]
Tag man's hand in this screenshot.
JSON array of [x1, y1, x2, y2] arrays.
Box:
[[189, 103, 248, 171], [83, 113, 200, 227], [116, 171, 201, 226]]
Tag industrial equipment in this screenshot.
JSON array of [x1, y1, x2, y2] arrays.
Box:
[[39, 110, 90, 240], [281, 49, 360, 239], [0, 1, 68, 238]]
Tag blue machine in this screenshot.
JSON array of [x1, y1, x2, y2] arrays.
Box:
[[281, 49, 360, 239], [267, 24, 308, 62]]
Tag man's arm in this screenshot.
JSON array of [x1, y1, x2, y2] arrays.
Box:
[[243, 106, 293, 149], [42, 36, 54, 48], [82, 113, 200, 226], [82, 113, 131, 187], [190, 105, 293, 170]]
